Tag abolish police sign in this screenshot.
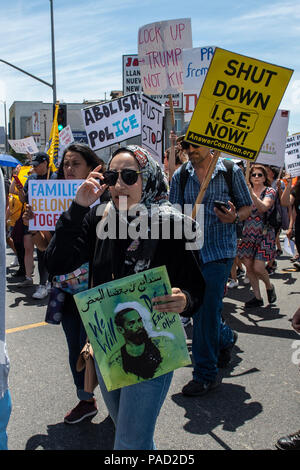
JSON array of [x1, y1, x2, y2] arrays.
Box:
[[185, 48, 293, 161], [82, 93, 141, 151]]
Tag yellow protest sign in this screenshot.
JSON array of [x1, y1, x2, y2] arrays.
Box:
[[185, 48, 293, 161], [18, 165, 32, 186]]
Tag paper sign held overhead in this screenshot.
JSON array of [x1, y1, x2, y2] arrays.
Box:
[[81, 93, 141, 151], [182, 46, 215, 121], [140, 94, 164, 167], [185, 48, 293, 161], [138, 18, 192, 95], [285, 132, 300, 177]]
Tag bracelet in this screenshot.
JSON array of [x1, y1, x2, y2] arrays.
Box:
[[233, 213, 240, 224]]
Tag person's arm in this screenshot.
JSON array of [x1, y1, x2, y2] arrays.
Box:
[[286, 206, 296, 240], [249, 186, 275, 213], [150, 234, 205, 316], [45, 165, 107, 275], [280, 175, 293, 207]]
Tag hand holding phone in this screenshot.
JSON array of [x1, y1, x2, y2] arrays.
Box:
[[214, 200, 228, 214]]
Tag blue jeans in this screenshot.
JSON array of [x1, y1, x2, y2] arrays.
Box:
[[95, 361, 173, 450], [0, 390, 12, 450], [62, 295, 94, 401], [192, 258, 234, 383]]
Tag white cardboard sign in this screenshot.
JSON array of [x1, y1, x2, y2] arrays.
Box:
[[81, 93, 141, 151], [140, 94, 164, 167], [138, 18, 192, 95]]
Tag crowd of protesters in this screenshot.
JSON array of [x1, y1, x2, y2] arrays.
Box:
[[1, 137, 300, 450]]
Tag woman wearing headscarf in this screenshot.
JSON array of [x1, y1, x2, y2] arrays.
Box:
[[45, 145, 205, 450], [23, 143, 107, 424]]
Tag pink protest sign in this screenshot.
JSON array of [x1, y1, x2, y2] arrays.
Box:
[[138, 18, 192, 96]]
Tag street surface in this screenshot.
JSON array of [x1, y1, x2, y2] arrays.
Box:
[[5, 237, 300, 451]]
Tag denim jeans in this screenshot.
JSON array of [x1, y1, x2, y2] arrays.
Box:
[[192, 258, 234, 384], [0, 390, 12, 450], [95, 361, 173, 450], [61, 295, 94, 401]]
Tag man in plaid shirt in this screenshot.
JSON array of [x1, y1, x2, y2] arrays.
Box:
[[169, 142, 252, 397]]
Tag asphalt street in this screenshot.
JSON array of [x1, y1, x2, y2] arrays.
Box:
[[4, 238, 300, 452]]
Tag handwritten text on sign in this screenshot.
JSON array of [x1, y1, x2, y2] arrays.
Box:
[[28, 180, 84, 230], [182, 46, 215, 121], [141, 95, 164, 167], [82, 93, 141, 151], [138, 18, 192, 95], [285, 133, 300, 177], [185, 48, 293, 161]]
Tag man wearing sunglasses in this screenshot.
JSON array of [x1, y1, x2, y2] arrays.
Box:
[[169, 140, 252, 397]]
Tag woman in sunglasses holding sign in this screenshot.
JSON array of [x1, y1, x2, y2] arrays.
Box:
[[45, 145, 205, 450], [238, 164, 277, 308]]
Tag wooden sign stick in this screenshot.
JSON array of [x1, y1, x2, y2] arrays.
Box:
[[191, 151, 220, 220]]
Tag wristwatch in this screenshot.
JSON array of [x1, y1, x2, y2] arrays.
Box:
[[233, 213, 240, 224]]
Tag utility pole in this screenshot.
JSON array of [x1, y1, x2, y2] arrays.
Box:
[[0, 0, 57, 108], [50, 0, 57, 106]]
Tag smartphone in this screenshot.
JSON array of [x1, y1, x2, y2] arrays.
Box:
[[13, 174, 23, 189], [214, 200, 228, 213]]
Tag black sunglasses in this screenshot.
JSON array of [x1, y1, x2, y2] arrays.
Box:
[[180, 140, 190, 150], [103, 169, 143, 186], [251, 172, 264, 177]]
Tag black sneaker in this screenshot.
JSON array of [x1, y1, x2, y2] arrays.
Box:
[[267, 284, 277, 304], [244, 297, 264, 308], [266, 265, 276, 276], [64, 399, 98, 424], [275, 430, 300, 450], [182, 379, 220, 397], [218, 331, 238, 368]]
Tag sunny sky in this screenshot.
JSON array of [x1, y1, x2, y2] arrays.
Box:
[[0, 0, 299, 134]]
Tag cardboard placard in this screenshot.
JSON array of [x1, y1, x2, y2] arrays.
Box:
[[81, 93, 141, 151], [28, 179, 84, 230], [182, 46, 215, 121], [140, 94, 164, 167], [185, 48, 293, 161], [138, 18, 192, 95], [285, 132, 300, 177]]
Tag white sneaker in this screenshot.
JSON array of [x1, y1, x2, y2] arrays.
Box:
[[46, 281, 52, 294], [181, 317, 192, 328], [32, 285, 48, 299], [10, 256, 19, 267], [227, 279, 239, 288], [243, 276, 250, 285]]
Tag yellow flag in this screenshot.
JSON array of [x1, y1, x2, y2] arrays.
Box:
[[47, 102, 60, 172]]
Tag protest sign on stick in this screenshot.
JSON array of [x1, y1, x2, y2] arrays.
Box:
[[182, 46, 215, 121], [185, 48, 293, 162], [140, 94, 164, 167], [285, 133, 300, 177], [255, 109, 290, 167], [82, 93, 141, 151], [138, 18, 192, 96], [28, 179, 84, 230], [8, 136, 39, 155]]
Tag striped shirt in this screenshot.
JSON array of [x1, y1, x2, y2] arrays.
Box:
[[169, 159, 252, 263]]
